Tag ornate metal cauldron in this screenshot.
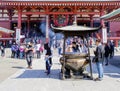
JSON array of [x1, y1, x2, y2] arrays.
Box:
[[60, 53, 89, 78], [51, 22, 101, 79]]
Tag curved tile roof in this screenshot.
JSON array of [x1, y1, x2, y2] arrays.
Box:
[[101, 8, 120, 20], [0, 27, 14, 34], [51, 22, 101, 35]]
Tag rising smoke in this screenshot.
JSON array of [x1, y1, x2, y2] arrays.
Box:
[[39, 20, 64, 41]]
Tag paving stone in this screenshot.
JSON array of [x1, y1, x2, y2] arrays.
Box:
[[0, 48, 120, 91]]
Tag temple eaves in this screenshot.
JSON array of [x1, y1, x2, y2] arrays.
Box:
[[101, 8, 120, 21]]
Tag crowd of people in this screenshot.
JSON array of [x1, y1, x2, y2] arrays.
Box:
[[10, 41, 43, 59], [56, 37, 88, 55], [0, 37, 116, 79]]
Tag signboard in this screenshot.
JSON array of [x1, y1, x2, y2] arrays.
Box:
[[16, 28, 20, 44], [102, 28, 107, 43]]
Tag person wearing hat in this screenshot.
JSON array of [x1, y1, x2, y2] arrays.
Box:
[[25, 42, 34, 69]]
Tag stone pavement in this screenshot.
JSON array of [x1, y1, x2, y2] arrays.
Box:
[[0, 49, 26, 83], [0, 49, 120, 91]]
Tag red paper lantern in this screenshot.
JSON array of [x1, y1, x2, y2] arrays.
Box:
[[53, 14, 69, 26]]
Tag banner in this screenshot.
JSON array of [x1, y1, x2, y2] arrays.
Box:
[[16, 28, 20, 44], [102, 28, 107, 43]]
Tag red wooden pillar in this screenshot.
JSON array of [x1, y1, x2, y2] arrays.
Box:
[[100, 8, 105, 28], [18, 7, 22, 29], [89, 15, 94, 27], [27, 15, 31, 35], [8, 13, 12, 41], [90, 15, 94, 37], [74, 5, 77, 24], [7, 9, 14, 29], [46, 15, 49, 43]]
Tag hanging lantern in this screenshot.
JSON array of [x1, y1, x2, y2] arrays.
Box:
[[53, 14, 69, 27]]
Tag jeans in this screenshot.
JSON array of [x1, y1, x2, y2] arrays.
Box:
[[26, 55, 32, 67], [1, 50, 5, 57], [45, 58, 52, 74], [36, 51, 40, 58], [20, 52, 24, 59], [96, 61, 103, 79], [105, 57, 109, 65], [58, 47, 61, 55]]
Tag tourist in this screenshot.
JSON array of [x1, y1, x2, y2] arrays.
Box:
[[0, 42, 5, 57], [93, 39, 104, 81], [35, 42, 41, 58], [104, 43, 110, 66], [11, 42, 16, 58], [19, 44, 25, 59], [109, 40, 114, 58], [44, 43, 52, 75], [15, 44, 19, 58], [25, 42, 34, 69], [72, 42, 79, 52]]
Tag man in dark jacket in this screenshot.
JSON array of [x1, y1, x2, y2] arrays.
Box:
[[104, 43, 110, 65], [44, 43, 52, 75], [94, 39, 104, 81], [0, 43, 5, 57]]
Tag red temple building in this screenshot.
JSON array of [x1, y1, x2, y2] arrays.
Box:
[[0, 0, 120, 46], [101, 8, 120, 47]]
